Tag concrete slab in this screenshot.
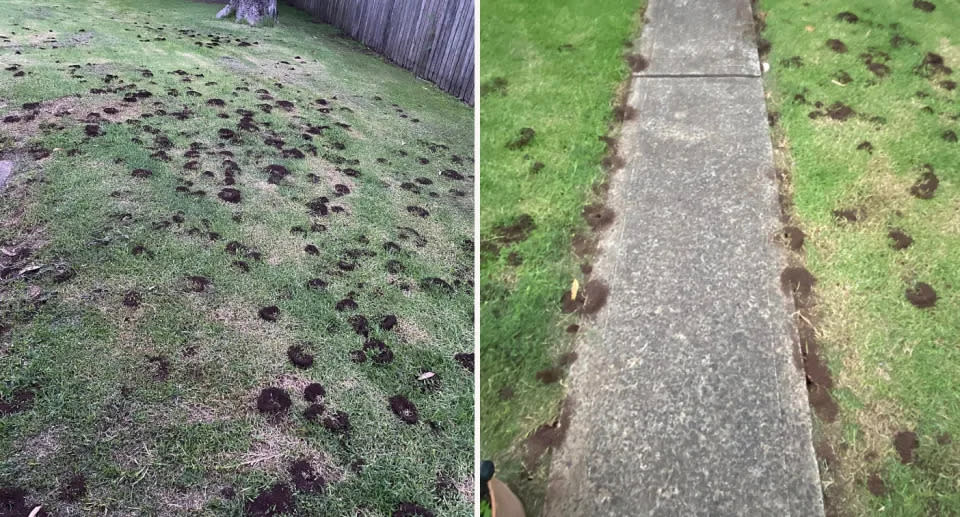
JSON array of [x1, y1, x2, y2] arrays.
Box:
[[635, 0, 760, 76], [545, 77, 823, 516], [0, 160, 13, 189]]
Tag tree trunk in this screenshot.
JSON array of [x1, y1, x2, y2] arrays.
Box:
[[215, 0, 277, 25]]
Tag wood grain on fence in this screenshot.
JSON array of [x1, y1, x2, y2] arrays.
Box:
[[287, 0, 474, 104]]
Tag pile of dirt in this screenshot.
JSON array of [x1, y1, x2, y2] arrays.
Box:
[[245, 483, 294, 516], [256, 387, 291, 414], [388, 395, 419, 424], [906, 282, 937, 308]]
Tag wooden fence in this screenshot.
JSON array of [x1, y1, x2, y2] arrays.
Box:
[[287, 0, 475, 105]]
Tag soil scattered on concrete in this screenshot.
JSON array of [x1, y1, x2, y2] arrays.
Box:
[[581, 279, 609, 314], [627, 54, 648, 72], [905, 282, 937, 308], [582, 204, 614, 231], [524, 398, 573, 470], [894, 430, 919, 463]]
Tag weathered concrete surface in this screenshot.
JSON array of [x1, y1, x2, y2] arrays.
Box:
[[0, 160, 13, 189], [544, 77, 823, 515], [635, 0, 760, 76]]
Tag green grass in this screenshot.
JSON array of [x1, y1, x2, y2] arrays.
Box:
[[759, 1, 960, 514], [478, 0, 643, 511], [0, 1, 473, 515]]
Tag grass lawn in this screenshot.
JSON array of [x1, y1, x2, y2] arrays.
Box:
[[759, 0, 960, 514], [0, 1, 474, 515], [478, 0, 643, 511]]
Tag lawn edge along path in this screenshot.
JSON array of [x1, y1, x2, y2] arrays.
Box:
[[545, 0, 824, 514]]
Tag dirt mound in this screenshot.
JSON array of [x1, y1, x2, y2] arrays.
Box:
[[131, 168, 153, 178], [781, 267, 816, 300], [583, 204, 615, 231], [782, 226, 805, 250], [389, 395, 419, 424], [910, 168, 939, 199], [493, 214, 535, 244], [835, 11, 859, 23], [59, 473, 87, 502], [454, 352, 474, 372], [380, 315, 397, 330], [888, 229, 913, 250], [906, 282, 937, 308], [393, 503, 435, 517], [505, 128, 535, 150], [826, 39, 847, 53], [913, 0, 935, 12], [322, 410, 350, 432], [867, 473, 887, 496], [808, 384, 838, 422], [288, 459, 325, 493], [256, 387, 291, 414], [894, 431, 919, 463], [303, 383, 325, 402], [259, 306, 280, 321], [218, 188, 241, 203], [287, 345, 314, 368], [245, 483, 294, 516]]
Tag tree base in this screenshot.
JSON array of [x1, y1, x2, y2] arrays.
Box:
[[215, 0, 277, 25]]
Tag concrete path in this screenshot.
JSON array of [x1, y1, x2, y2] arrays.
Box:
[[545, 1, 824, 515]]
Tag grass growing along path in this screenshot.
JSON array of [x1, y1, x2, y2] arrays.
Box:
[[479, 0, 643, 511], [0, 1, 474, 515], [759, 0, 960, 514]]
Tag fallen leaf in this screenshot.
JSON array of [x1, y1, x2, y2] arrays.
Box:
[[805, 25, 815, 32], [571, 278, 579, 300], [418, 372, 435, 381]]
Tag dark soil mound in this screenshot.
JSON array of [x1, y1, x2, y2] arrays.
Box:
[[131, 168, 153, 178], [420, 277, 453, 294], [910, 168, 939, 199], [583, 204, 615, 231], [836, 11, 859, 23], [349, 315, 370, 336], [440, 169, 464, 180], [782, 226, 805, 250], [833, 208, 861, 222], [380, 314, 397, 330], [218, 128, 236, 139], [888, 229, 913, 250], [913, 0, 935, 12], [287, 345, 314, 368], [826, 39, 847, 53], [288, 460, 325, 493], [827, 102, 855, 120], [493, 214, 535, 244], [393, 503, 435, 517], [867, 473, 887, 496], [808, 384, 838, 422], [906, 282, 937, 308], [258, 306, 280, 321], [322, 410, 350, 432], [894, 431, 919, 463], [303, 403, 325, 421], [781, 267, 816, 300], [581, 280, 609, 314], [364, 338, 394, 364], [627, 54, 648, 72], [256, 387, 291, 414], [454, 352, 474, 372], [59, 473, 87, 502], [304, 244, 319, 255], [218, 188, 241, 203], [389, 395, 419, 424], [335, 298, 358, 311], [245, 483, 294, 516], [0, 487, 40, 517], [944, 130, 958, 142], [536, 367, 562, 384], [406, 206, 429, 217], [304, 383, 325, 402], [505, 127, 535, 150], [123, 290, 142, 308], [186, 275, 211, 292]]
